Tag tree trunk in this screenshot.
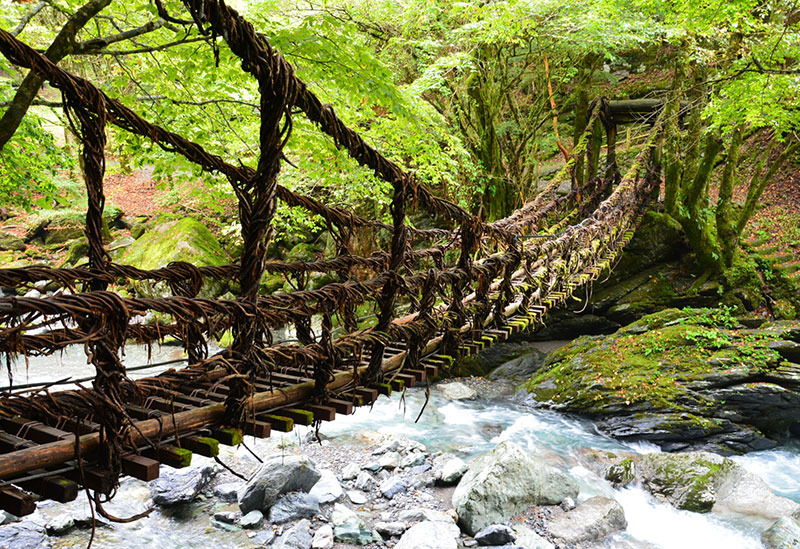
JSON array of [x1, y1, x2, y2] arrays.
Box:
[[0, 0, 113, 150]]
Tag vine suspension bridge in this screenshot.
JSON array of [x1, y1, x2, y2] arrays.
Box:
[[0, 1, 663, 519]]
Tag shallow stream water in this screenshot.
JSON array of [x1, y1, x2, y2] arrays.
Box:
[[3, 345, 799, 548]]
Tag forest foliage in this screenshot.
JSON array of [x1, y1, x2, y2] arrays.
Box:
[[1, 0, 798, 274]]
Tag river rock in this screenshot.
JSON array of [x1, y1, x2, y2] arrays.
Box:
[[312, 523, 334, 549], [633, 451, 800, 518], [274, 518, 313, 549], [769, 340, 800, 363], [331, 503, 374, 545], [375, 521, 408, 537], [438, 381, 477, 400], [440, 457, 468, 484], [394, 520, 460, 549], [213, 481, 243, 502], [380, 476, 407, 499], [239, 455, 321, 514], [238, 509, 263, 528], [545, 496, 626, 543], [342, 463, 361, 480], [513, 525, 556, 549], [452, 441, 579, 535], [474, 523, 516, 545], [398, 507, 455, 524], [150, 464, 217, 506], [487, 348, 547, 382], [347, 490, 368, 504], [379, 451, 401, 469], [309, 470, 343, 504], [400, 451, 426, 468], [213, 511, 238, 524], [354, 471, 375, 491], [269, 493, 320, 523], [762, 516, 800, 549]]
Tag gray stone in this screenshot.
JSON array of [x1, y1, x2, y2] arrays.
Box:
[[440, 457, 468, 484], [763, 516, 800, 549], [395, 520, 460, 549], [452, 441, 579, 535], [238, 509, 263, 529], [375, 521, 408, 537], [239, 455, 321, 514], [45, 514, 74, 535], [487, 349, 547, 382], [213, 481, 243, 502], [379, 451, 401, 469], [347, 490, 368, 504], [341, 462, 361, 480], [513, 526, 555, 549], [400, 451, 426, 469], [398, 507, 456, 524], [546, 496, 626, 543], [560, 496, 576, 511], [769, 340, 800, 363], [475, 523, 516, 546], [331, 503, 373, 545], [379, 476, 407, 499], [274, 518, 313, 549], [150, 464, 217, 506], [438, 381, 477, 400], [253, 529, 276, 546], [309, 470, 342, 504], [213, 511, 238, 524], [312, 523, 334, 549], [354, 471, 375, 491], [363, 462, 382, 472], [715, 462, 800, 519], [269, 492, 320, 523]]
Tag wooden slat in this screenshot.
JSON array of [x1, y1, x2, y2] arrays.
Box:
[[18, 470, 79, 503], [0, 486, 35, 517], [327, 398, 354, 415], [303, 404, 336, 422], [122, 455, 160, 481], [143, 444, 192, 469], [180, 435, 220, 457]]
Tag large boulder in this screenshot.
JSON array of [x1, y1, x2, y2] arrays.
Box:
[[437, 381, 477, 401], [121, 217, 230, 298], [330, 504, 374, 545], [239, 455, 321, 514], [525, 309, 800, 454], [149, 464, 217, 506], [0, 230, 25, 252], [452, 441, 579, 535], [614, 451, 800, 519], [763, 516, 800, 549], [394, 520, 460, 549], [545, 496, 626, 543]]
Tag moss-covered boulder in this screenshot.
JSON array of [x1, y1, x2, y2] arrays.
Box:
[[121, 217, 231, 298], [24, 207, 123, 245], [0, 230, 25, 252], [524, 308, 800, 454], [602, 451, 800, 518]]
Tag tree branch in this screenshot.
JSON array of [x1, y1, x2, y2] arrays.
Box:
[[11, 1, 47, 37], [71, 19, 166, 54]]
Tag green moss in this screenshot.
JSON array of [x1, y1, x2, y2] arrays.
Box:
[[524, 308, 787, 413]]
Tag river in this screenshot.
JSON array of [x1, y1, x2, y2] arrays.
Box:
[[2, 344, 798, 548]]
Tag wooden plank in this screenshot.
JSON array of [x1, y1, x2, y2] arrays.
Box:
[[327, 398, 354, 415], [122, 455, 160, 482], [261, 415, 294, 432], [143, 445, 192, 469], [405, 368, 427, 383], [243, 420, 272, 438], [18, 471, 79, 503], [210, 428, 243, 446], [0, 417, 73, 444], [277, 409, 314, 426], [355, 387, 379, 402], [63, 465, 115, 495], [180, 436, 220, 457], [0, 486, 35, 517], [303, 404, 336, 422], [393, 373, 415, 388], [389, 378, 405, 392]]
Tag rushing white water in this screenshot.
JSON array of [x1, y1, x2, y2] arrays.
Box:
[[2, 347, 798, 548]]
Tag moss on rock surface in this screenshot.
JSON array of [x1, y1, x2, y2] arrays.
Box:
[[121, 217, 231, 298], [524, 308, 800, 454]]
